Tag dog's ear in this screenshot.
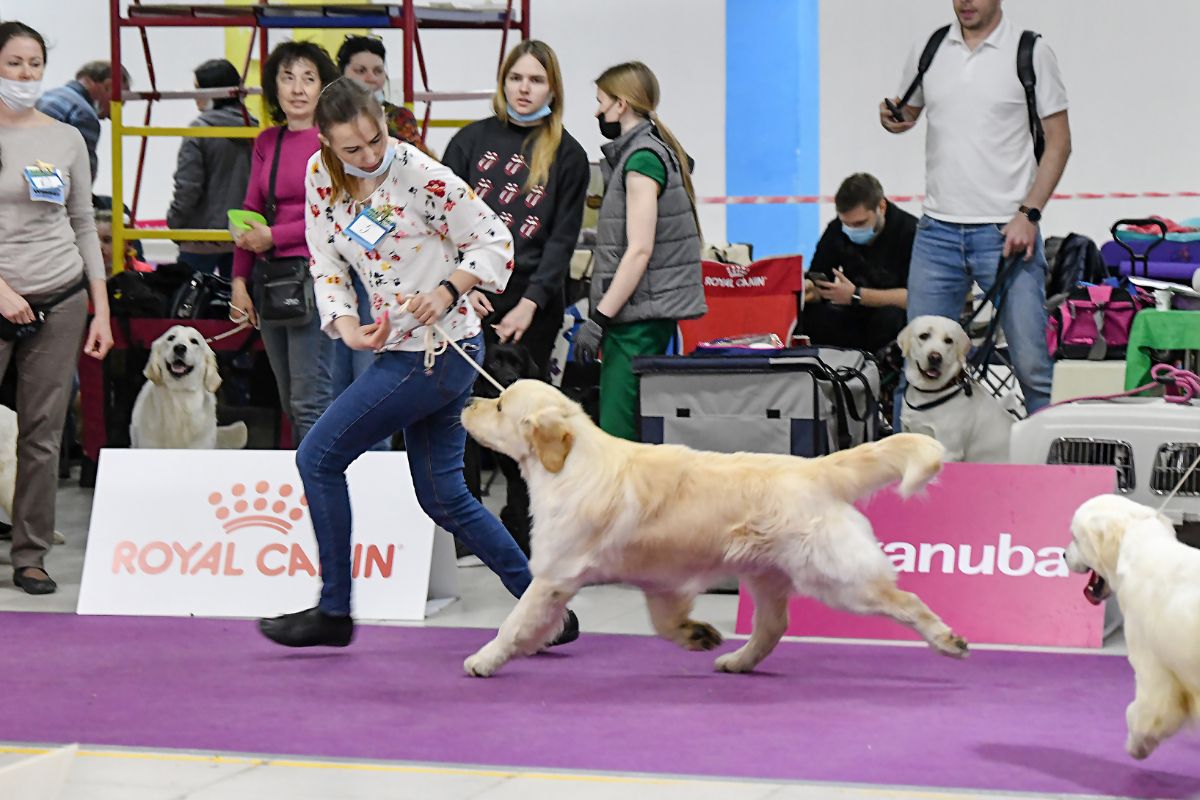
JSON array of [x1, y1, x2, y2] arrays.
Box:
[[952, 324, 972, 370], [523, 408, 573, 473], [202, 345, 222, 394], [144, 343, 165, 386], [896, 322, 914, 357]]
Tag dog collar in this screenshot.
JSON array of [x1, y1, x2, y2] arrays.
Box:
[[905, 372, 973, 412]]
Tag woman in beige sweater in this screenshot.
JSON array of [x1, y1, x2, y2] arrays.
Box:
[[0, 21, 113, 595]]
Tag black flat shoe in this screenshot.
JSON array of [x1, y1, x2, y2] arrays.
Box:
[[258, 606, 354, 648], [13, 568, 56, 595], [547, 609, 579, 648]]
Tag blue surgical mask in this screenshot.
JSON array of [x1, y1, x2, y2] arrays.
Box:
[[342, 142, 395, 179], [843, 224, 876, 246], [507, 100, 552, 123]]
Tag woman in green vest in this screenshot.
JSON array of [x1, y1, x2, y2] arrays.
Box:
[[575, 61, 705, 441]]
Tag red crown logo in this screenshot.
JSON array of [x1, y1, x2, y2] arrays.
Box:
[[208, 481, 307, 535]]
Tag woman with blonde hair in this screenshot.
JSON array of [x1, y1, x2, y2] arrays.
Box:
[[442, 40, 587, 552], [574, 61, 705, 441]]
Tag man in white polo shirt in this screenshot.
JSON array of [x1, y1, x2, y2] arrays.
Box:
[[880, 0, 1071, 412]]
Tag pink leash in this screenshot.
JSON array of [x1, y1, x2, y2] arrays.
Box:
[[1040, 363, 1200, 409]]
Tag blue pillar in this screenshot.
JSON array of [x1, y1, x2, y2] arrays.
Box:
[[726, 0, 820, 260]]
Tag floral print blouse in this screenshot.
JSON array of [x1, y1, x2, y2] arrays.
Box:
[[304, 141, 514, 351]]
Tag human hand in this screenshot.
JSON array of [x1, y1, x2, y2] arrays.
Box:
[[574, 317, 604, 363], [1002, 214, 1037, 260], [83, 314, 114, 359], [880, 97, 917, 134], [814, 268, 857, 305], [0, 286, 35, 324], [402, 287, 454, 327], [494, 297, 538, 343], [236, 220, 274, 254]]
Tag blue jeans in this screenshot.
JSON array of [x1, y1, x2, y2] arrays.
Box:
[[259, 310, 333, 447], [331, 271, 389, 451], [906, 216, 1053, 412], [296, 333, 532, 616]]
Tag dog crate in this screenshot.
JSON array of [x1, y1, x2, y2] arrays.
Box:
[[1011, 398, 1200, 524], [632, 348, 882, 457]]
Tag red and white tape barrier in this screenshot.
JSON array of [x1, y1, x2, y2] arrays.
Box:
[[700, 191, 1200, 205]]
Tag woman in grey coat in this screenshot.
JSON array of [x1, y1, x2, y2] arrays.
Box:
[[166, 59, 257, 279]]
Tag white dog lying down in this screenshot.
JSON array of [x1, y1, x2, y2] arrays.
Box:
[[130, 325, 246, 450], [899, 315, 1013, 463], [1065, 494, 1200, 760], [460, 380, 969, 678]]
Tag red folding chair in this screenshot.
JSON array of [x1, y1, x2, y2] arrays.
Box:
[[677, 256, 804, 353]]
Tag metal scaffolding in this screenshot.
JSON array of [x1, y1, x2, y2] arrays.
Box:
[[108, 0, 529, 274]]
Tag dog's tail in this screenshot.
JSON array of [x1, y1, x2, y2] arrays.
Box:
[[816, 433, 944, 503], [216, 421, 248, 450]]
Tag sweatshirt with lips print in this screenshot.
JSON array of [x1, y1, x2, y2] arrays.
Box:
[[442, 116, 589, 313]]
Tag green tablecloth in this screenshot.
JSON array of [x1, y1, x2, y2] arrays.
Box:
[[1125, 309, 1200, 389]]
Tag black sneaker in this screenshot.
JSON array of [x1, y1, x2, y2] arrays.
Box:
[[258, 606, 354, 648], [547, 609, 579, 648]]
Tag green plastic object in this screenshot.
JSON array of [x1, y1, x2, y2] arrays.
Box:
[[227, 209, 267, 234]]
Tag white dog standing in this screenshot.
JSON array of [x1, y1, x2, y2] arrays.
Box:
[[460, 380, 968, 678], [1065, 494, 1200, 760], [899, 315, 1013, 463], [130, 325, 246, 450]]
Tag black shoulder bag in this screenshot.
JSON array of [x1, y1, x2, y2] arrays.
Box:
[[251, 129, 315, 326]]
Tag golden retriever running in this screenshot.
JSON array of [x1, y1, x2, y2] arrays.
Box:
[[460, 380, 969, 677], [1065, 494, 1200, 759]]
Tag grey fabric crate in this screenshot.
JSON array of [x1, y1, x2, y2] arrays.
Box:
[[633, 348, 882, 457]]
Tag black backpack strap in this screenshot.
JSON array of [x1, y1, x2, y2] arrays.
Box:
[[896, 25, 951, 110], [1018, 30, 1045, 163]]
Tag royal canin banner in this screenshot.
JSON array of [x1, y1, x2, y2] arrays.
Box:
[[78, 450, 457, 621], [701, 255, 805, 298]]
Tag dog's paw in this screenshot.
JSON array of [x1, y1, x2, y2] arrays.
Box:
[[682, 621, 723, 651], [464, 651, 499, 678], [933, 631, 969, 659], [714, 651, 756, 674], [1126, 733, 1158, 760]]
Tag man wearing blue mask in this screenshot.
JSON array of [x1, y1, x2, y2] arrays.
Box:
[[800, 172, 915, 353]]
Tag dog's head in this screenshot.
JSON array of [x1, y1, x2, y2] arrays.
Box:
[[477, 341, 540, 399], [898, 315, 971, 391], [462, 379, 579, 474], [1064, 494, 1173, 605], [144, 325, 220, 394]]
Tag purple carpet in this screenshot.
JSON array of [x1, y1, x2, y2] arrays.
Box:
[[6, 612, 1200, 798]]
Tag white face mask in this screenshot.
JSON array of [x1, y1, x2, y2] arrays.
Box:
[[372, 88, 387, 105], [342, 142, 396, 179], [0, 77, 43, 111]]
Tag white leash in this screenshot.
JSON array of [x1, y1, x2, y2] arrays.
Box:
[[396, 300, 505, 395]]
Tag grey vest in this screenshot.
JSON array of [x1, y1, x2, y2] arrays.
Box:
[[592, 122, 706, 324]]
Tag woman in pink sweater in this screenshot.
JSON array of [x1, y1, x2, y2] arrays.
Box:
[[229, 41, 339, 446]]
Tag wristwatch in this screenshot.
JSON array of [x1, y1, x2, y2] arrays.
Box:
[[850, 290, 862, 307], [1018, 205, 1042, 224]]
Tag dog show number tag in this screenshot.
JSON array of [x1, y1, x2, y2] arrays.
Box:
[[346, 207, 394, 252], [23, 164, 66, 205]]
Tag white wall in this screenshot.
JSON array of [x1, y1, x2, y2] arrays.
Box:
[[820, 0, 1200, 246], [8, 0, 725, 257]]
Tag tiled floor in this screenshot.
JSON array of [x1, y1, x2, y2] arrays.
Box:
[[0, 473, 1153, 800]]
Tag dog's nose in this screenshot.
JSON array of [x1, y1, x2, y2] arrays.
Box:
[[173, 343, 187, 356], [927, 351, 943, 365]]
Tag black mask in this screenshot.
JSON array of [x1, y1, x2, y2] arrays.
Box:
[[597, 115, 622, 140]]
